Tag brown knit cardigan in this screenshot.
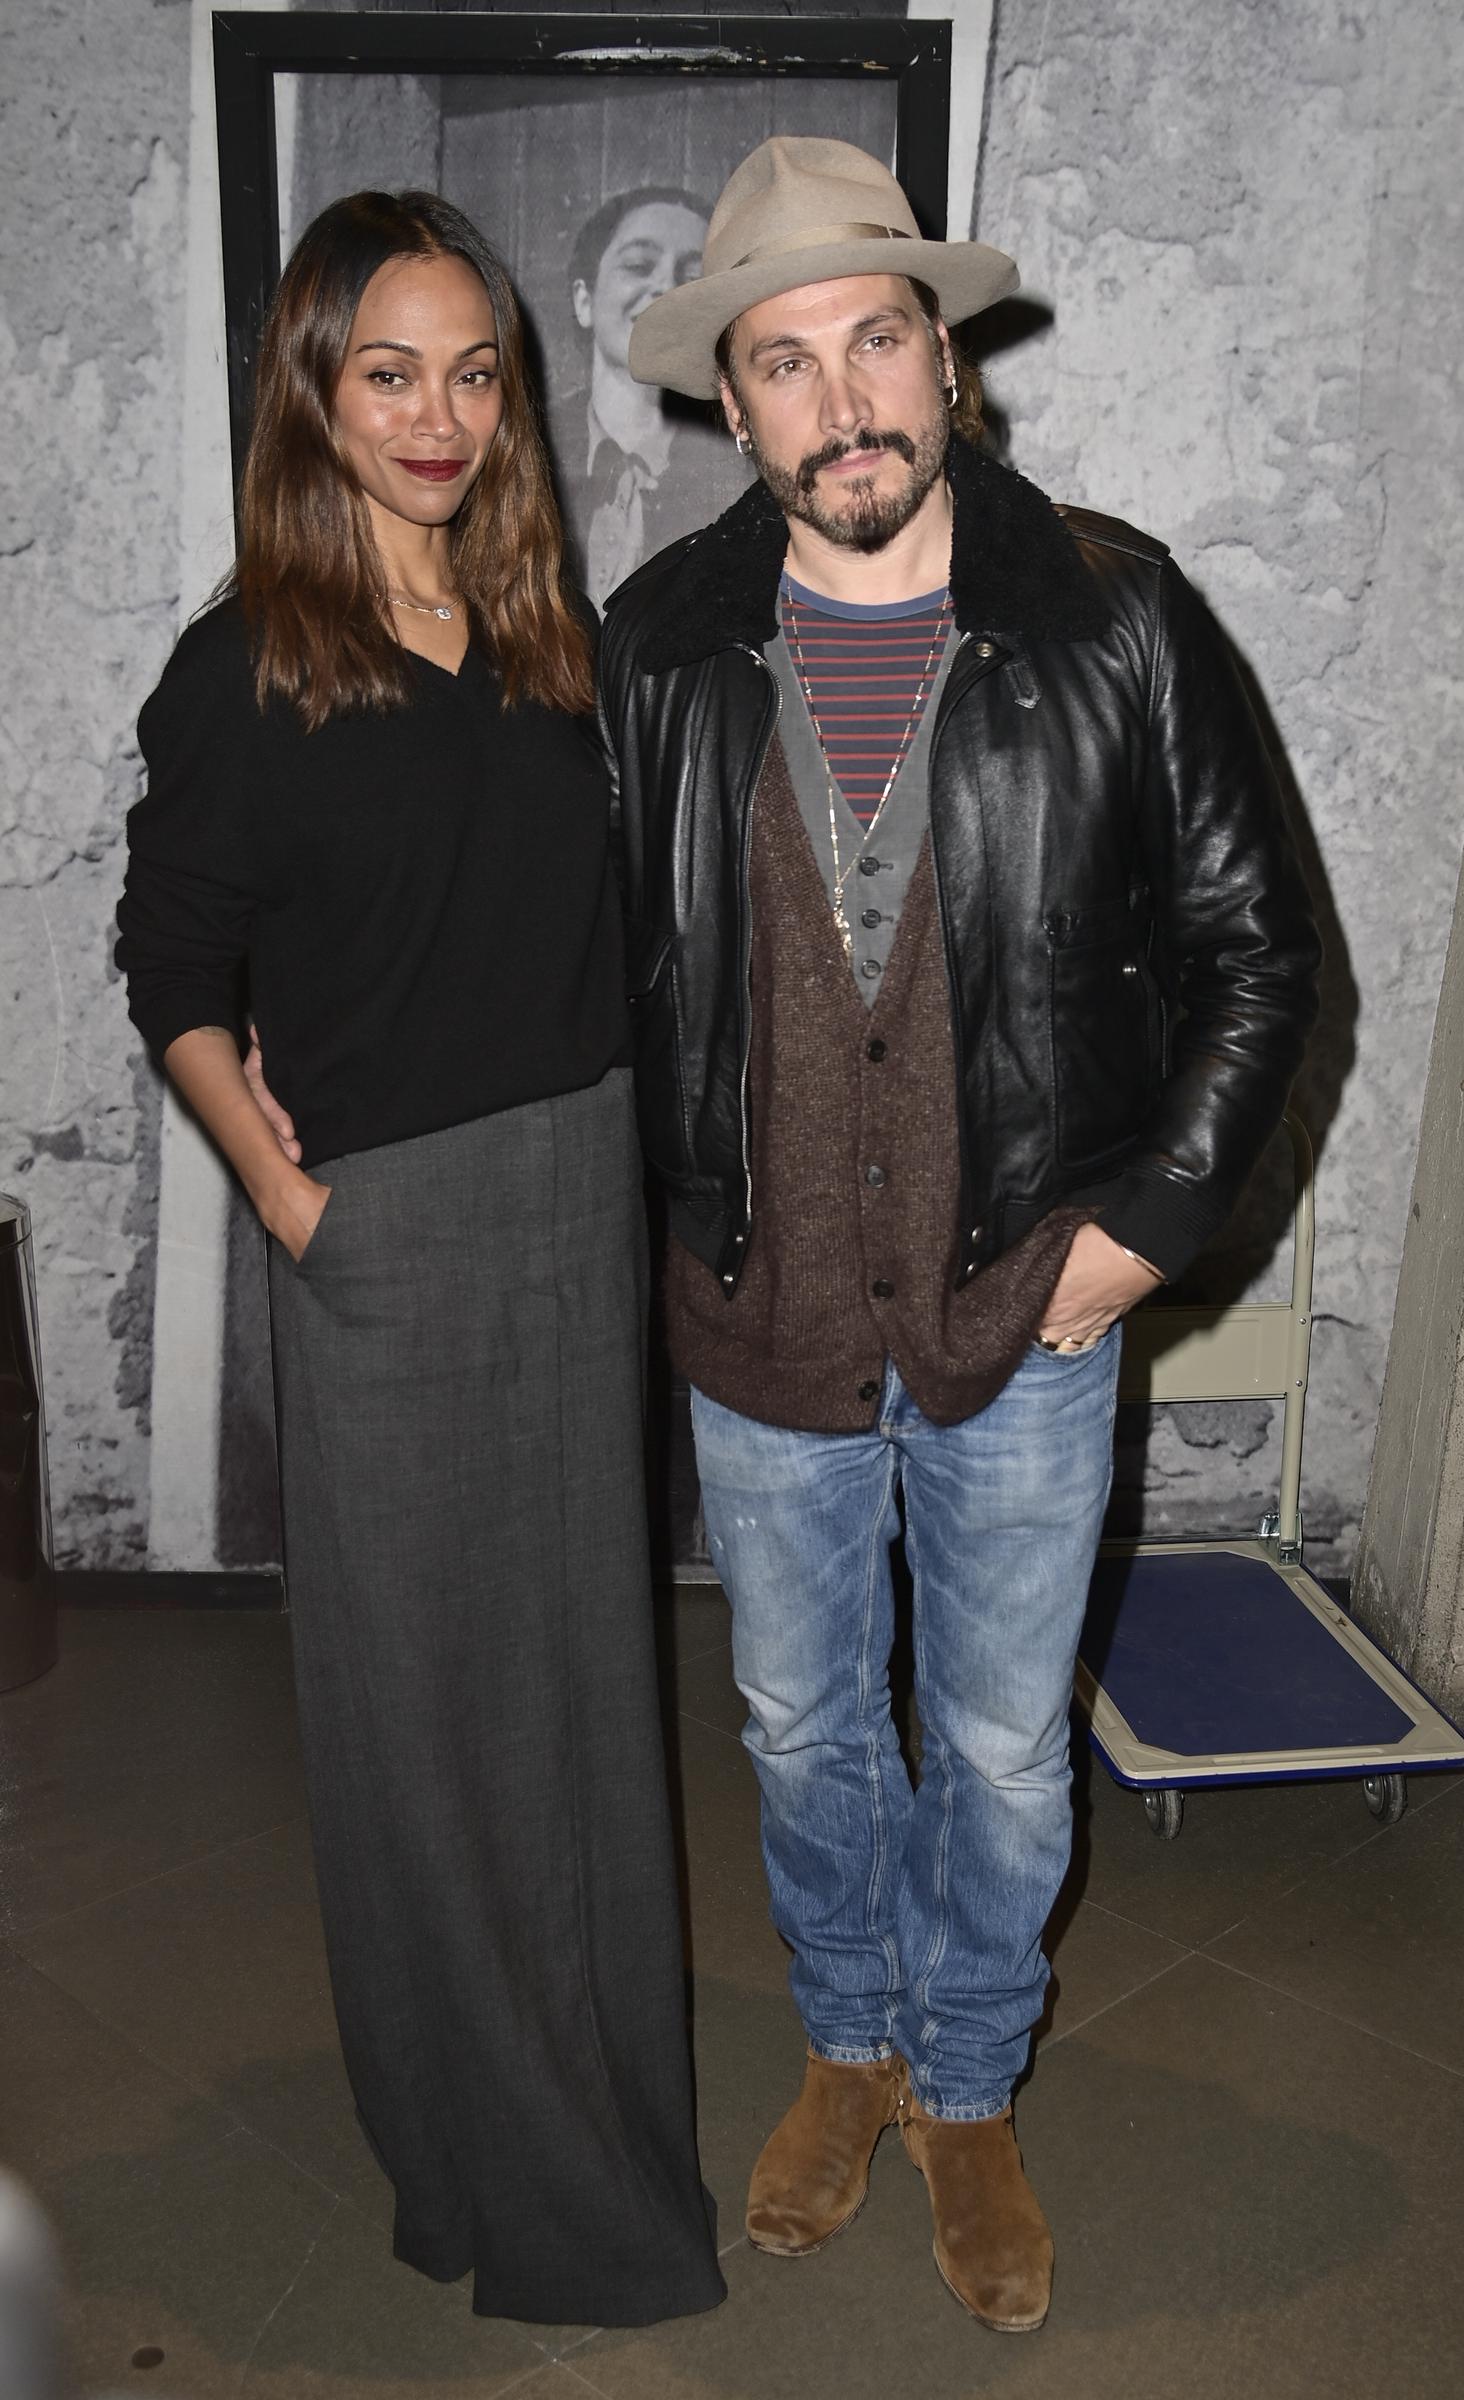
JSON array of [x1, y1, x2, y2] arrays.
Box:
[[666, 738, 1092, 1431]]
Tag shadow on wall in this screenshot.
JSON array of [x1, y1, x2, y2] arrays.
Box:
[[967, 292, 1358, 1288], [964, 294, 1054, 463], [1114, 634, 1355, 1545], [968, 298, 1359, 1553]]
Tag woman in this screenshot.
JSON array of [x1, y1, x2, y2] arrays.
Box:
[[548, 186, 749, 606], [115, 191, 723, 2328]]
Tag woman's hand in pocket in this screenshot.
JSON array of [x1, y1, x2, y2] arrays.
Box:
[[260, 1167, 333, 1264], [159, 1029, 326, 1261]]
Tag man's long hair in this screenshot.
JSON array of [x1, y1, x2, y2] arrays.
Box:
[[910, 280, 985, 446], [232, 190, 593, 728]]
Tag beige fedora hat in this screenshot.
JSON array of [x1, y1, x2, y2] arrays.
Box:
[[627, 135, 1018, 399]]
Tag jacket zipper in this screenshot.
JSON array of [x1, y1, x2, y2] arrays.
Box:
[[728, 644, 782, 1282], [927, 631, 1005, 1285]]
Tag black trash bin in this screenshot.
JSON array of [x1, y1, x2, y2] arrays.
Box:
[[0, 1194, 56, 1692]]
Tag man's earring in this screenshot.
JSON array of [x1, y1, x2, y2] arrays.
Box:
[[734, 428, 752, 457], [945, 374, 958, 407]]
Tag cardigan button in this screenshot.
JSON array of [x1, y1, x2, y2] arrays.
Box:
[[864, 1164, 887, 1188], [858, 1379, 880, 1402], [872, 1278, 895, 1300], [867, 1038, 887, 1063]]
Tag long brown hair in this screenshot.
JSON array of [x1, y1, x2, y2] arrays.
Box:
[[233, 190, 593, 728]]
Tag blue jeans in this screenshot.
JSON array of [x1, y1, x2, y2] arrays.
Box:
[[691, 1337, 1121, 2120]]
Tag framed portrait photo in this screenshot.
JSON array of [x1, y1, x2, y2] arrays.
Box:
[[211, 11, 953, 1575], [216, 11, 952, 604]]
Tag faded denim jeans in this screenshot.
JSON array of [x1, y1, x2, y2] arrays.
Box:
[[691, 1335, 1121, 2119]]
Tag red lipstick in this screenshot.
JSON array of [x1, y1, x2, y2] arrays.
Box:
[[394, 459, 467, 482]]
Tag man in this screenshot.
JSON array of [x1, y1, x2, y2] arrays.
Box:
[[600, 136, 1320, 2332]]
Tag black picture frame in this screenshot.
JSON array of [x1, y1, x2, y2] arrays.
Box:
[[213, 11, 953, 493], [209, 10, 954, 1579]]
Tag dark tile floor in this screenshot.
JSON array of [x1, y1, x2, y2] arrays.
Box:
[[3, 1598, 1463, 2397]]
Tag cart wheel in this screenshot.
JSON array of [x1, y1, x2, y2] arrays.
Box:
[[1362, 1773, 1407, 1826], [1143, 1788, 1184, 1840]]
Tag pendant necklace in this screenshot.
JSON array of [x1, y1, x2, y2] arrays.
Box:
[[390, 592, 457, 621], [785, 590, 952, 958]]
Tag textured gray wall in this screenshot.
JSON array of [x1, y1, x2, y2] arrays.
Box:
[[979, 0, 1464, 1565], [1, 1, 1460, 1573], [0, 0, 191, 1565]]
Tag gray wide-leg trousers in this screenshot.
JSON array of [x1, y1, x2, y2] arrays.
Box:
[[266, 1070, 723, 2326]]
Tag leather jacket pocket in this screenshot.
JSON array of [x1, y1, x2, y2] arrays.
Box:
[[1046, 899, 1162, 1167]]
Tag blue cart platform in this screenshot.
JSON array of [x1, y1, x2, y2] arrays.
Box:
[[1075, 1114, 1464, 1838]]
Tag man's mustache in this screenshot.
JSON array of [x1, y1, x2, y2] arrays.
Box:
[[796, 429, 916, 494]]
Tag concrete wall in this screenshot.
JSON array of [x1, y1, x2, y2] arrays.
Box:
[[979, 0, 1464, 1563], [1, 0, 1460, 1578], [0, 0, 192, 1564]]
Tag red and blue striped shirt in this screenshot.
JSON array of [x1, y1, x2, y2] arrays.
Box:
[[780, 575, 954, 829]]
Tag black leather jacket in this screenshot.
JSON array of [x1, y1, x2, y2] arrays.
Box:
[[599, 438, 1321, 1293]]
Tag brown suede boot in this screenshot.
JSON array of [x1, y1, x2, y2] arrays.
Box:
[[746, 2050, 908, 2256], [901, 2098, 1054, 2332]]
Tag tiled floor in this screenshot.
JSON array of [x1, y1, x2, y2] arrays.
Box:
[[3, 1599, 1463, 2398]]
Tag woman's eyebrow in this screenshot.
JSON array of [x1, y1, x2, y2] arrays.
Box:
[[353, 339, 499, 359]]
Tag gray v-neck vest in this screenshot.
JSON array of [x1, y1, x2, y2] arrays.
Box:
[[766, 624, 958, 1006]]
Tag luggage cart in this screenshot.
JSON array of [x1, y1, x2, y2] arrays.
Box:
[[1075, 1112, 1464, 1837]]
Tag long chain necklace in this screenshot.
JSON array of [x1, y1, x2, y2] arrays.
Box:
[[785, 590, 951, 957], [389, 591, 457, 621]]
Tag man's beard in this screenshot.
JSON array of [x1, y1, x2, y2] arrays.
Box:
[[748, 412, 950, 553]]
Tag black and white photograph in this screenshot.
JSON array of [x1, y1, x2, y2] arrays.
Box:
[[215, 18, 933, 1575], [284, 67, 898, 604]]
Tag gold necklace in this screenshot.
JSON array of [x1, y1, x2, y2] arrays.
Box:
[[390, 590, 457, 621], [785, 590, 952, 957]]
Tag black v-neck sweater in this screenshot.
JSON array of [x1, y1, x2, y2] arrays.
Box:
[[117, 599, 629, 1170]]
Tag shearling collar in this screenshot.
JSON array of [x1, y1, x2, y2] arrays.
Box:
[[629, 436, 1108, 673]]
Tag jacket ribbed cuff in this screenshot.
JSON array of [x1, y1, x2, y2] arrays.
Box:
[[1089, 1165, 1228, 1286]]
